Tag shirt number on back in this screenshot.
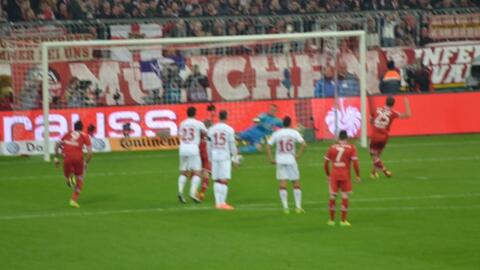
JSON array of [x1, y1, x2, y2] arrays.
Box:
[[180, 127, 195, 142], [213, 132, 227, 146], [374, 111, 390, 129], [335, 146, 345, 162], [279, 139, 294, 153]]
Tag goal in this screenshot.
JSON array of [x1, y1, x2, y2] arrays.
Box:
[[39, 31, 368, 162]]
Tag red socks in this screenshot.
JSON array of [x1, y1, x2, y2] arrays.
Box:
[[374, 158, 385, 170], [329, 199, 336, 221], [71, 179, 83, 202], [341, 198, 349, 222], [200, 177, 209, 193]]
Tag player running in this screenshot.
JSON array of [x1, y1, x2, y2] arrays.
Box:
[[324, 130, 360, 226], [370, 96, 411, 178], [266, 116, 307, 214], [237, 104, 282, 154], [207, 110, 239, 210], [178, 106, 207, 204], [54, 120, 93, 208]]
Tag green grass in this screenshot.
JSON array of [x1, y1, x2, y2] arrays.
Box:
[[1, 134, 480, 270]]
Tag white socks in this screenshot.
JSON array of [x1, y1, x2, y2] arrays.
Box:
[[279, 189, 288, 209], [293, 188, 302, 209], [214, 182, 228, 206], [178, 175, 187, 194], [190, 175, 201, 198]]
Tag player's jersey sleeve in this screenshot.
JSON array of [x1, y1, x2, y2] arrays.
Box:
[[83, 133, 92, 147], [228, 126, 237, 156], [199, 121, 207, 133], [267, 131, 277, 145], [60, 132, 69, 143], [324, 146, 334, 161], [391, 110, 400, 120], [350, 145, 358, 160], [294, 130, 305, 144]]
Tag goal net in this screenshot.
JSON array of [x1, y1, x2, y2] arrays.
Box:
[[35, 31, 367, 161]]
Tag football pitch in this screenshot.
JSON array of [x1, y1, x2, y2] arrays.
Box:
[[1, 134, 479, 270]]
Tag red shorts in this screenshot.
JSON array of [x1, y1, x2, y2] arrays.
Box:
[[369, 140, 387, 155], [329, 179, 352, 193], [63, 159, 84, 178]]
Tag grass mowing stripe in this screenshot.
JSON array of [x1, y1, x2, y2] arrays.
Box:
[[2, 193, 479, 221]]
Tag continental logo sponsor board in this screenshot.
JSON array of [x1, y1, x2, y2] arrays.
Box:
[[109, 136, 180, 151]]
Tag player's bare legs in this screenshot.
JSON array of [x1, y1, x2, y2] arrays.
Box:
[[278, 180, 289, 214], [292, 181, 304, 214], [214, 180, 233, 210], [328, 192, 336, 226], [69, 175, 83, 208], [369, 147, 392, 178], [189, 171, 202, 203], [65, 173, 76, 188], [340, 192, 351, 227], [178, 171, 191, 204]]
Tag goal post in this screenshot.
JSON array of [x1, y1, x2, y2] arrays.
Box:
[[40, 30, 368, 162]]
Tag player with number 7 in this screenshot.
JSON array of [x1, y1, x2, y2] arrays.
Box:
[[324, 130, 361, 227]]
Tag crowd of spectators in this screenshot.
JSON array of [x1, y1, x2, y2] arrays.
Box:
[[2, 0, 478, 22]]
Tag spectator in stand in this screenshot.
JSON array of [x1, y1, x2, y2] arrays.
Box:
[[459, 0, 475, 7], [337, 61, 360, 96], [379, 60, 402, 94], [185, 65, 209, 102], [314, 67, 336, 98], [56, 2, 70, 20], [65, 77, 83, 108], [382, 14, 398, 47], [163, 65, 184, 104], [38, 2, 55, 20], [419, 26, 432, 46], [436, 0, 458, 8], [415, 61, 433, 92]]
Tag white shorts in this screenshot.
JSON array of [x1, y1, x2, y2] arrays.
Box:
[[179, 154, 202, 171], [276, 163, 300, 181], [212, 159, 232, 180]]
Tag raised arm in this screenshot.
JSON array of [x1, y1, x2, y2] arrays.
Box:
[[399, 97, 411, 119]]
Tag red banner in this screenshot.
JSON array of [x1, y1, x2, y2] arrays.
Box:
[[1, 92, 480, 142]]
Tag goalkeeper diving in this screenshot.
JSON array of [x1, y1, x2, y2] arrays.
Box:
[[237, 104, 283, 154]]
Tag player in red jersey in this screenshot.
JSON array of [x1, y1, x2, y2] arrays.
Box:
[[369, 96, 411, 178], [54, 121, 92, 208], [324, 130, 360, 227], [198, 104, 216, 201]]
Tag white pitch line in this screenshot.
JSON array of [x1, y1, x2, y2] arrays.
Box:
[[1, 193, 480, 221], [1, 155, 480, 182]]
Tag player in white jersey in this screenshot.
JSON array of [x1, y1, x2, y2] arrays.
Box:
[[207, 110, 239, 210], [178, 106, 207, 204], [266, 116, 307, 214]]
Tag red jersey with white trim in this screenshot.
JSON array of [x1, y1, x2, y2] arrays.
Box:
[[61, 131, 92, 161], [324, 142, 358, 181], [371, 106, 400, 141]]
